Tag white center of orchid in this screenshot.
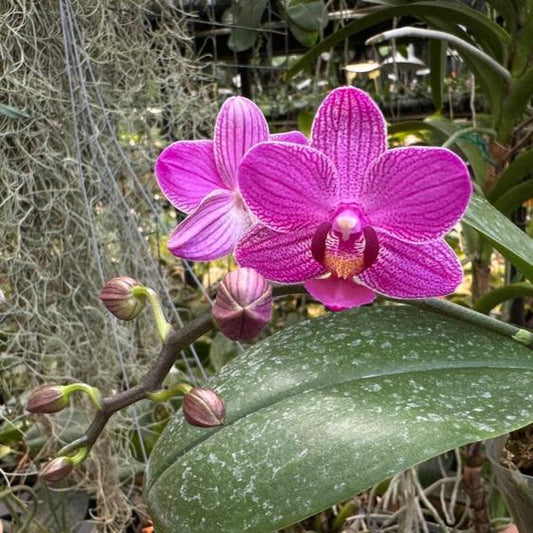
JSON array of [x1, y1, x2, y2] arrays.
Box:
[[332, 208, 362, 241]]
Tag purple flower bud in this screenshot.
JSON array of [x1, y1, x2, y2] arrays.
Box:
[[182, 387, 225, 428], [213, 268, 272, 340], [39, 456, 74, 482], [99, 276, 145, 321], [27, 386, 68, 414]]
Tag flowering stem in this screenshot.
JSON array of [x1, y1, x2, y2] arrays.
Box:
[[147, 383, 193, 402], [62, 383, 102, 409], [133, 286, 172, 341]]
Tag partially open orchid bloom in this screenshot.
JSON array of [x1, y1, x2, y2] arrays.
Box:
[[236, 87, 472, 311], [213, 267, 273, 340], [155, 97, 307, 261]]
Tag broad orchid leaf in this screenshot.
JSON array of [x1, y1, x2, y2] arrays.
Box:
[[463, 194, 533, 281], [146, 306, 533, 533], [511, 15, 533, 77]]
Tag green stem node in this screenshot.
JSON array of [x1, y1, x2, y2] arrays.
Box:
[[62, 383, 102, 409], [147, 383, 193, 402], [133, 286, 173, 341]]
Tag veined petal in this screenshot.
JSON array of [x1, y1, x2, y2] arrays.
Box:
[[358, 232, 463, 298], [311, 87, 386, 203], [214, 96, 269, 189], [305, 276, 376, 311], [361, 147, 472, 243], [167, 190, 250, 261], [238, 142, 339, 232], [155, 140, 225, 213], [270, 131, 308, 145], [235, 224, 325, 283]]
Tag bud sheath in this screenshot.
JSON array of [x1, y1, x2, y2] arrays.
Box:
[[213, 268, 272, 340]]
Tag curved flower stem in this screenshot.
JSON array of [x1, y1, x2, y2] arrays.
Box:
[[474, 283, 533, 314], [62, 383, 102, 409], [365, 26, 512, 83], [147, 383, 193, 402], [133, 286, 172, 341]]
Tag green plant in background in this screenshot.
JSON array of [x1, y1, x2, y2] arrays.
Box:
[[7, 1, 533, 532]]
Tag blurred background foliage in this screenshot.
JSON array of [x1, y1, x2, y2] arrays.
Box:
[[2, 0, 533, 531]]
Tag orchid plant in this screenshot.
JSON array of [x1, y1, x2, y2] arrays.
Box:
[[31, 84, 533, 533], [142, 86, 533, 533]]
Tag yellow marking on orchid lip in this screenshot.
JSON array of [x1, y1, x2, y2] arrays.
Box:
[[324, 251, 365, 279]]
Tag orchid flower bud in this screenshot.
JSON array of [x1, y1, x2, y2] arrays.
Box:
[[182, 387, 225, 428], [39, 456, 74, 482], [27, 385, 69, 414], [99, 276, 145, 321], [27, 383, 102, 414], [213, 268, 272, 340]]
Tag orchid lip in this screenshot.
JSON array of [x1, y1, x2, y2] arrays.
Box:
[[311, 207, 380, 280]]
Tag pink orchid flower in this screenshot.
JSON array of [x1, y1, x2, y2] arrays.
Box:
[[155, 96, 307, 261], [235, 87, 472, 311]]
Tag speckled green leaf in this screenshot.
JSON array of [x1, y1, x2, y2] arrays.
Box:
[[463, 194, 533, 281], [146, 306, 533, 533]]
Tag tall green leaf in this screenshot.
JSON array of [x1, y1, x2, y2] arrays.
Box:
[[286, 0, 328, 32], [498, 67, 533, 144], [429, 39, 446, 112], [286, 2, 510, 79], [511, 14, 533, 77], [147, 306, 533, 533], [463, 194, 533, 281], [488, 147, 533, 201]]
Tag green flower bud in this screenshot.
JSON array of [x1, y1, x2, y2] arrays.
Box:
[[99, 276, 145, 320], [182, 387, 225, 428], [27, 385, 69, 414]]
